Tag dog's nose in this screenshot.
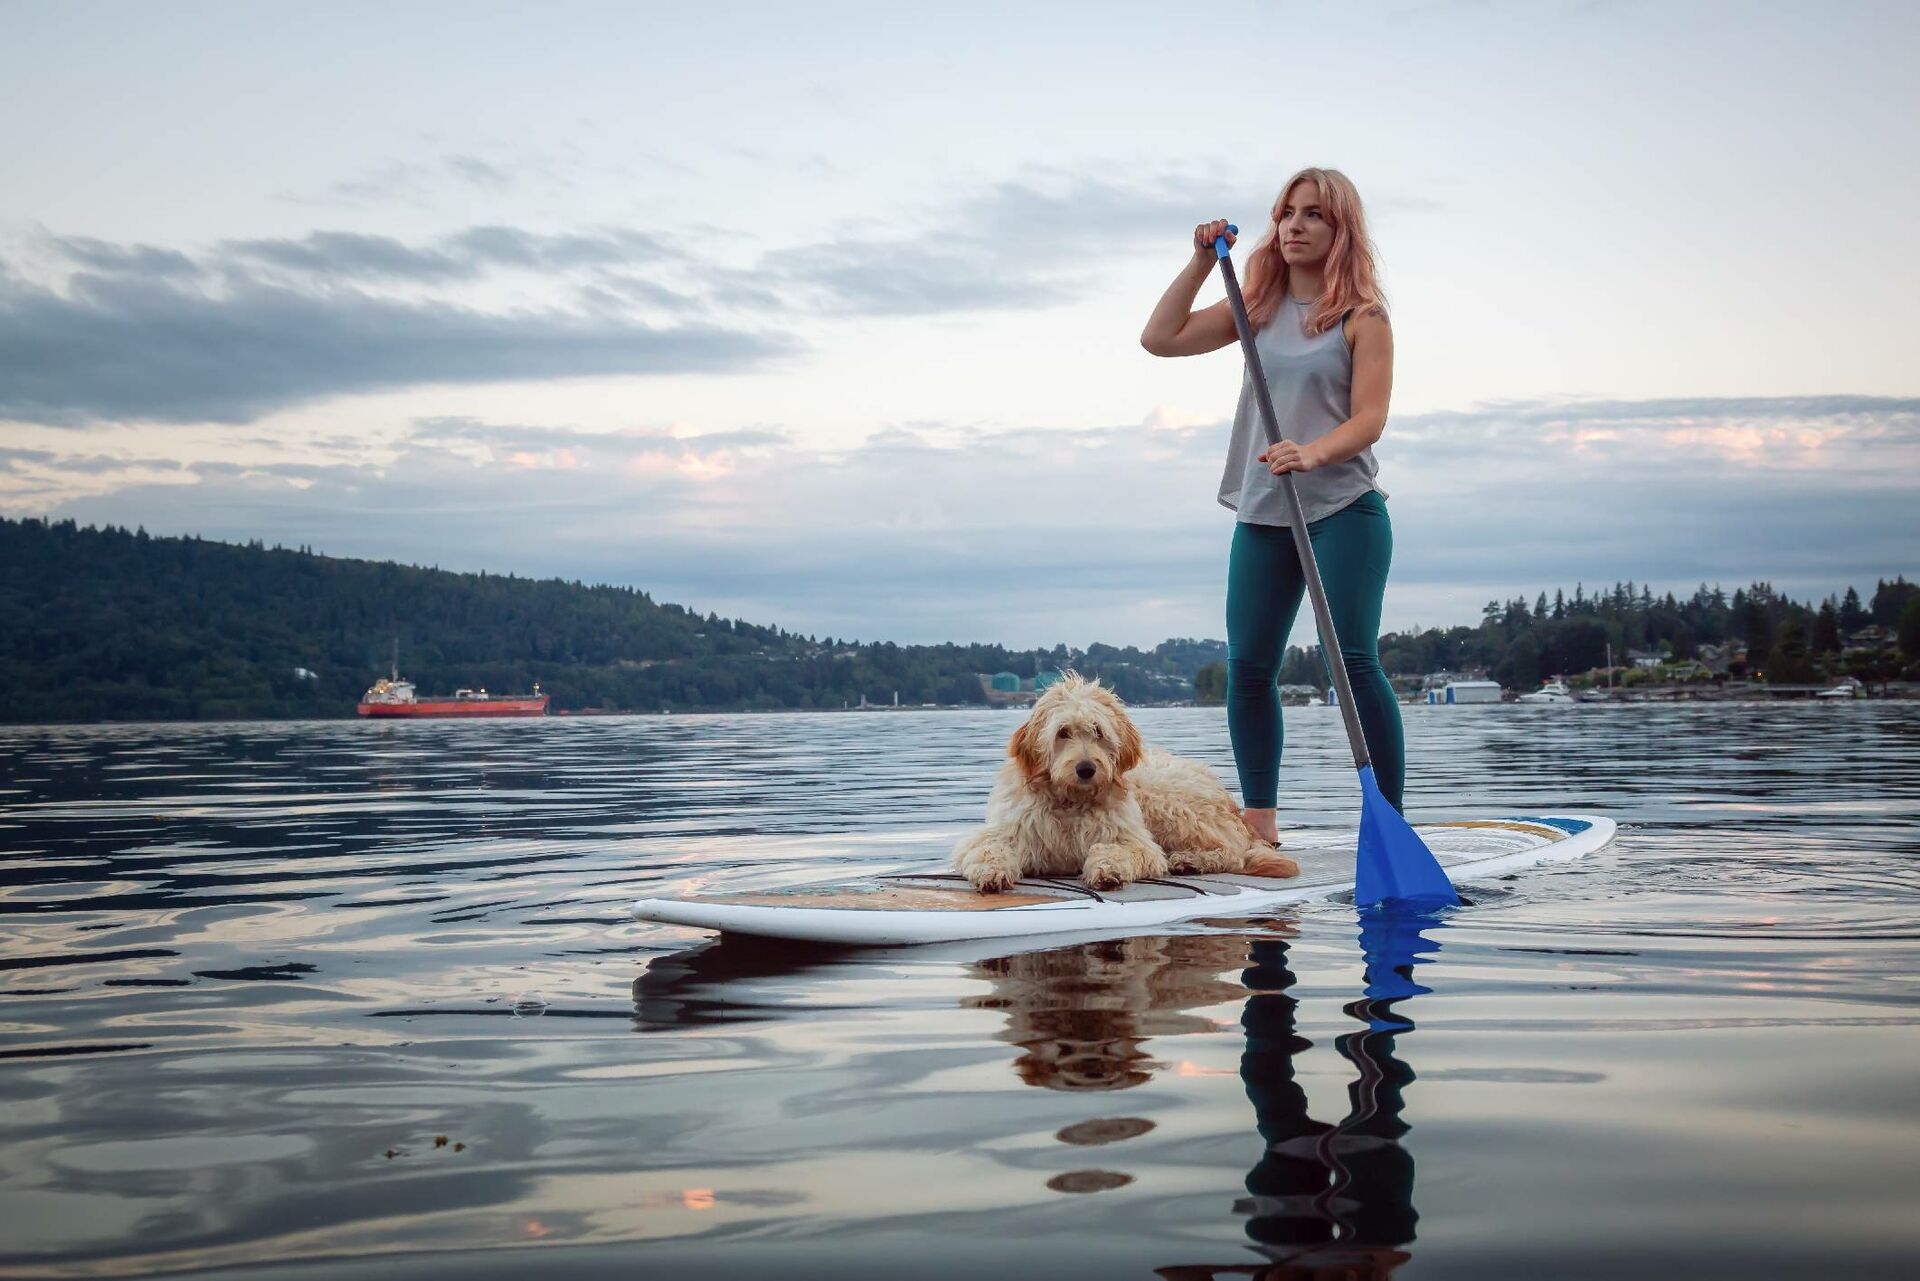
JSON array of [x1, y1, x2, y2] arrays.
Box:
[[1075, 761, 1096, 781]]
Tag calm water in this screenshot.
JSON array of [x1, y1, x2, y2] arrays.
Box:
[[2, 705, 1917, 1279]]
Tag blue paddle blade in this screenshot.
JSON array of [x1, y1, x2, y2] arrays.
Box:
[[1353, 765, 1459, 907]]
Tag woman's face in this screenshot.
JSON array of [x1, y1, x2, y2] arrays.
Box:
[[1275, 181, 1334, 269]]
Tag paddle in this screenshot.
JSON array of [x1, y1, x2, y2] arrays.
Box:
[[1211, 225, 1457, 907]]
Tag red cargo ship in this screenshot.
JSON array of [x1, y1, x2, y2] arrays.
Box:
[[357, 674, 549, 718]]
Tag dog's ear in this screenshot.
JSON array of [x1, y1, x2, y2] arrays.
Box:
[[1007, 716, 1044, 780], [1090, 687, 1143, 775], [1113, 709, 1143, 775]]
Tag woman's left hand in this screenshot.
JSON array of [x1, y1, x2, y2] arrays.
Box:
[[1258, 440, 1321, 475]]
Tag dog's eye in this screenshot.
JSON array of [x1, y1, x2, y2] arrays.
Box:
[[1093, 727, 1104, 739], [1056, 727, 1070, 739]]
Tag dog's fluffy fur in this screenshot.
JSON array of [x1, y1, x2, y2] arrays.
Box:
[[953, 671, 1299, 892]]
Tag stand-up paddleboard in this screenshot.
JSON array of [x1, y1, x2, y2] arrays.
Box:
[[631, 815, 1615, 946]]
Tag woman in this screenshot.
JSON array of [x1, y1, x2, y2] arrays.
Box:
[[1138, 167, 1404, 847]]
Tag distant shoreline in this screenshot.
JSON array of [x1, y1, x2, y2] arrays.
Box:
[[5, 692, 1918, 730]]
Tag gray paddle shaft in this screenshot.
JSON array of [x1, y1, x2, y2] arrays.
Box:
[[1214, 253, 1371, 770]]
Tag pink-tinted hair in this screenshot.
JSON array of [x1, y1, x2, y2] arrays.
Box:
[[1238, 167, 1387, 337]]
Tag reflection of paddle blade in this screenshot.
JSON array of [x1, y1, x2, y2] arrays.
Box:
[[1353, 766, 1459, 907], [1354, 901, 1447, 1030]]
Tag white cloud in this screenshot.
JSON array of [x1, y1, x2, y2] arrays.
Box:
[[26, 394, 1918, 649]]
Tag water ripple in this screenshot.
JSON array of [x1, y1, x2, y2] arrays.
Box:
[[2, 705, 1917, 1275]]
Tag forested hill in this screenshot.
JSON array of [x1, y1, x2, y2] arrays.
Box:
[[0, 518, 1211, 721], [3, 517, 1913, 723]]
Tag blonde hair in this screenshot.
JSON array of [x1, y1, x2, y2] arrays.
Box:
[[1239, 167, 1387, 336]]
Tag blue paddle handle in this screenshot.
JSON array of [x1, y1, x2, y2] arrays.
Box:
[[1212, 224, 1238, 259]]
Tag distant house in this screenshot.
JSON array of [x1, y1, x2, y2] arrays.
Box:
[[1034, 670, 1066, 691], [1696, 641, 1749, 676], [978, 670, 1038, 707], [1844, 625, 1897, 654], [1626, 648, 1664, 669], [291, 667, 318, 681], [1428, 679, 1502, 704]]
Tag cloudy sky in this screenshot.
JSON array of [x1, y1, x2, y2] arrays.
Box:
[[2, 0, 1915, 649]]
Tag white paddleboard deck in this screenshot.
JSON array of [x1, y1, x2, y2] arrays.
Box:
[[631, 815, 1616, 946]]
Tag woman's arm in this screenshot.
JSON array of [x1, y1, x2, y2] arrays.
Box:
[[1259, 306, 1394, 474], [1140, 220, 1239, 357]]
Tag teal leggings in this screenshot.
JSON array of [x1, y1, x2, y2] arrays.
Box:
[[1226, 489, 1405, 811]]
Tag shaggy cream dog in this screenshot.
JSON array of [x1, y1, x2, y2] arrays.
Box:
[[953, 671, 1299, 892]]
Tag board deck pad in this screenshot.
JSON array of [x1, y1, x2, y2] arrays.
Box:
[[632, 815, 1615, 946]]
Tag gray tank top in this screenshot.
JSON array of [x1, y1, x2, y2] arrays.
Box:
[[1217, 295, 1386, 526]]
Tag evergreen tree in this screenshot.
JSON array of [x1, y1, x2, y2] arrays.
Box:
[[1766, 617, 1816, 684], [1872, 576, 1917, 627], [1899, 597, 1920, 659], [1814, 600, 1842, 654], [1739, 592, 1773, 666], [1494, 631, 1543, 689], [1540, 617, 1611, 675], [1278, 645, 1323, 688], [1840, 586, 1868, 631]]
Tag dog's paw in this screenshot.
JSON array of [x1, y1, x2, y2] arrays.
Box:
[[1244, 851, 1300, 879], [966, 865, 1019, 894], [1166, 849, 1225, 875], [1082, 841, 1160, 891]]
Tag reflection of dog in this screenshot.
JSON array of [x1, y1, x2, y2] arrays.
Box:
[[953, 671, 1299, 892], [964, 934, 1262, 1091]]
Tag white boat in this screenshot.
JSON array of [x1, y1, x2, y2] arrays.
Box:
[[1518, 679, 1575, 705]]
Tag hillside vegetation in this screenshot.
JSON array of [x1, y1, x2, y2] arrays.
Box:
[[3, 517, 1912, 722]]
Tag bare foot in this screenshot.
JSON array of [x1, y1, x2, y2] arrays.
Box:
[[1240, 806, 1280, 846]]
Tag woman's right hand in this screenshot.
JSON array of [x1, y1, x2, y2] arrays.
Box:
[[1144, 221, 1241, 356], [1192, 218, 1236, 260]]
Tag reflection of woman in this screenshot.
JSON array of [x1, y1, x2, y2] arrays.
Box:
[[1240, 938, 1416, 1265], [1158, 922, 1432, 1281], [957, 925, 1429, 1278], [1140, 167, 1405, 847]]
